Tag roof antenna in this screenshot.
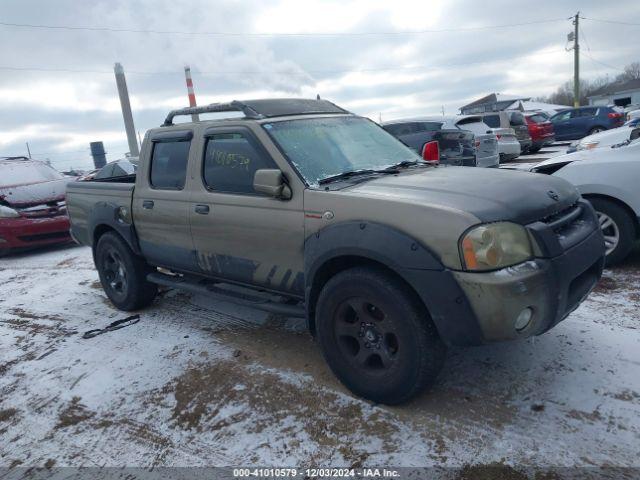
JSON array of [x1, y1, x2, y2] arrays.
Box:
[[316, 94, 321, 100]]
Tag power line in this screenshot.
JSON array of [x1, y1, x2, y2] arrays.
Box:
[[0, 49, 568, 77], [579, 24, 625, 72], [582, 17, 640, 27], [0, 18, 568, 37]]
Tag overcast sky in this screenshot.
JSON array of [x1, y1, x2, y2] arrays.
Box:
[[1, 0, 638, 170]]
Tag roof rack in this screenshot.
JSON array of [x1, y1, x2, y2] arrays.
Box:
[[163, 101, 260, 126], [162, 98, 349, 126]]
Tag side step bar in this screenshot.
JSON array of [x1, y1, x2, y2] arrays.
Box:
[[146, 271, 306, 318]]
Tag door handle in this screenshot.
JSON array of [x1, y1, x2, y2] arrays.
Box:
[[194, 204, 210, 215], [142, 200, 154, 209]]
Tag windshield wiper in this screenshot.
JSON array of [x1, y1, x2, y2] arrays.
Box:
[[318, 168, 399, 185], [384, 160, 419, 170]]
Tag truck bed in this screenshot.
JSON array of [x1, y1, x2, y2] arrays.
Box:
[[66, 180, 134, 247]]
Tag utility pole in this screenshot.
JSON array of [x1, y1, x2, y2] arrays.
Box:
[[573, 12, 580, 107], [114, 62, 140, 157], [184, 66, 199, 122], [25, 142, 31, 158]]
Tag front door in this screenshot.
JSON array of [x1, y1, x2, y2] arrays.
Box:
[[133, 129, 197, 272], [189, 126, 305, 295]]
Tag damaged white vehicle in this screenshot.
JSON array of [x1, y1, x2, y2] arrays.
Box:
[[532, 137, 640, 265]]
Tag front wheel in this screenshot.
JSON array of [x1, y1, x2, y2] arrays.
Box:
[[315, 267, 446, 405], [95, 232, 157, 311], [589, 198, 636, 267]]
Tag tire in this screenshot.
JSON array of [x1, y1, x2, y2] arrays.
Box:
[[315, 267, 446, 405], [589, 127, 605, 135], [529, 146, 541, 153], [588, 198, 636, 267], [95, 232, 157, 311]]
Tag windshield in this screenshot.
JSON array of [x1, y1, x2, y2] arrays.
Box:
[[263, 116, 421, 186], [0, 160, 64, 187]]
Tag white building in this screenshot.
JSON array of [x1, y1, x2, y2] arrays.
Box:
[[588, 79, 640, 109]]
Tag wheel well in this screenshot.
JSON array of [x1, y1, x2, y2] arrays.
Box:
[[307, 255, 427, 336], [583, 194, 640, 238], [91, 224, 118, 261]]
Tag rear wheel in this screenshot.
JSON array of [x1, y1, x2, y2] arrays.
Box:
[[588, 198, 636, 266], [315, 267, 446, 404], [95, 232, 157, 310], [589, 127, 605, 135], [529, 146, 541, 153]]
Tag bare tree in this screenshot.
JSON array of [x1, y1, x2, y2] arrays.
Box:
[[539, 61, 639, 105], [616, 62, 640, 82]]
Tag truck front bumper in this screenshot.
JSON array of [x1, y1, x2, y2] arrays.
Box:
[[401, 200, 605, 346], [452, 227, 604, 342]]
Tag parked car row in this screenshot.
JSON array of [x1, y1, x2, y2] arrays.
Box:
[[381, 116, 499, 167]]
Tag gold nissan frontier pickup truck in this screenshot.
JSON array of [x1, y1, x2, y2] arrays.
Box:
[[67, 98, 605, 404]]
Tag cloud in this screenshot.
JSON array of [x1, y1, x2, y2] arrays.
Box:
[[0, 0, 638, 169]]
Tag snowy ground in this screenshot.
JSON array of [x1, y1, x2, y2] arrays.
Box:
[[0, 244, 639, 471]]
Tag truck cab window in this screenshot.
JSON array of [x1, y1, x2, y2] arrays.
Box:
[[150, 140, 190, 190], [203, 132, 277, 195]]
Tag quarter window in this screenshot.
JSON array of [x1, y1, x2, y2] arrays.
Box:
[[483, 115, 500, 128], [203, 132, 277, 194], [150, 140, 191, 190]]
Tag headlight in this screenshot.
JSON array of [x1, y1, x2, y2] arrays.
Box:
[[0, 205, 20, 218], [577, 141, 599, 151], [460, 222, 533, 271]]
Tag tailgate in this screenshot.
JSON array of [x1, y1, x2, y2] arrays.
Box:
[[433, 129, 475, 165], [66, 181, 135, 246], [513, 124, 532, 141], [490, 128, 517, 140], [474, 133, 498, 158]]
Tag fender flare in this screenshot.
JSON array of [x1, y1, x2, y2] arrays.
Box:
[[303, 221, 485, 346], [88, 201, 141, 256], [305, 221, 443, 283]]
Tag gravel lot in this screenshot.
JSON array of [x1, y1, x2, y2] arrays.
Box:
[[0, 244, 639, 471]]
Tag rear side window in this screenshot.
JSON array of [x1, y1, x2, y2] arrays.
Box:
[[203, 132, 277, 195], [508, 112, 526, 125], [528, 114, 547, 123], [578, 108, 597, 117], [150, 141, 191, 190], [552, 111, 571, 122], [483, 115, 500, 128]]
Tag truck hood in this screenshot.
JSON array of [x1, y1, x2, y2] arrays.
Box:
[[346, 167, 579, 225], [0, 178, 69, 207]]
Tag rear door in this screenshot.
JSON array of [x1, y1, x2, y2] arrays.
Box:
[[189, 125, 305, 294], [573, 107, 598, 137], [550, 110, 573, 140], [132, 129, 197, 272]]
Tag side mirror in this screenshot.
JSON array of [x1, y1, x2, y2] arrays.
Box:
[[253, 169, 292, 200]]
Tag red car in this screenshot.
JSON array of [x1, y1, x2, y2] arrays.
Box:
[[525, 113, 556, 153], [0, 157, 72, 256]]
